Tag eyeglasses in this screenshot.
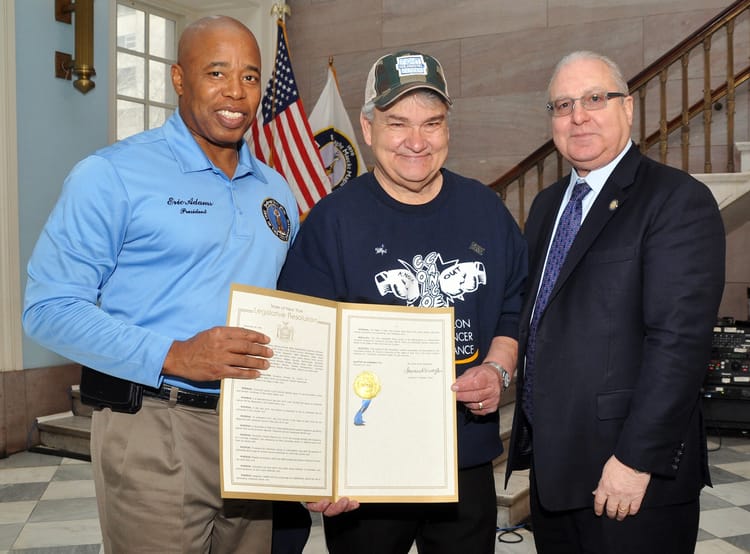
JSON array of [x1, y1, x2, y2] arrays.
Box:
[[546, 91, 627, 117]]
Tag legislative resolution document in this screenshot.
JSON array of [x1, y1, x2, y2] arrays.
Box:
[[220, 284, 457, 503]]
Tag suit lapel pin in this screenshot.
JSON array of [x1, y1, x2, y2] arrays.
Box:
[[609, 199, 619, 211]]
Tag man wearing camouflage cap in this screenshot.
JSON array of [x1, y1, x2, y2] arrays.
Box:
[[277, 50, 527, 553]]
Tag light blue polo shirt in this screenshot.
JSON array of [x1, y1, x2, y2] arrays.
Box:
[[23, 112, 299, 392]]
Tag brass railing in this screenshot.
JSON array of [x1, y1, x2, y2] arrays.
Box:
[[490, 0, 750, 228]]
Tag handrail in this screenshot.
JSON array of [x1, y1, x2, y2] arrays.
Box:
[[628, 2, 748, 92], [490, 0, 750, 227], [641, 66, 750, 152]]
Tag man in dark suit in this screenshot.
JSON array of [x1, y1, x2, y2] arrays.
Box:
[[505, 50, 726, 553]]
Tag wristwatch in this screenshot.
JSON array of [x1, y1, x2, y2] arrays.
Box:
[[485, 361, 511, 391]]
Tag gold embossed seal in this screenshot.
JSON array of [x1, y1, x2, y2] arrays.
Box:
[[353, 371, 381, 400]]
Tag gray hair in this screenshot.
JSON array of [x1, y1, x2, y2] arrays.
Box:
[[548, 51, 629, 97], [361, 89, 451, 122]]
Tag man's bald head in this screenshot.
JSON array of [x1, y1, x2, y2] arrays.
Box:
[[177, 16, 259, 66]]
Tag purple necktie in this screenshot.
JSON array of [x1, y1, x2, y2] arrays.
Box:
[[523, 179, 591, 423]]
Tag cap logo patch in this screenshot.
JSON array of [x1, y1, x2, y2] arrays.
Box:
[[395, 55, 428, 77]]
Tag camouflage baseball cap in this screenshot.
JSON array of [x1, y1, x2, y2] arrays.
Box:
[[364, 51, 452, 109]]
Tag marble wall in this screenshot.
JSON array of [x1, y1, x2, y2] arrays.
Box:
[[286, 0, 737, 183], [723, 220, 750, 320], [2, 364, 80, 455]]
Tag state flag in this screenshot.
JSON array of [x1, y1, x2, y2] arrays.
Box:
[[309, 62, 367, 190]]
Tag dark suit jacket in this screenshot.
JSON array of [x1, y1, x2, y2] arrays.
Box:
[[505, 144, 726, 512]]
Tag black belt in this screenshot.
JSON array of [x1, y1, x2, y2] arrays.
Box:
[[143, 383, 219, 410]]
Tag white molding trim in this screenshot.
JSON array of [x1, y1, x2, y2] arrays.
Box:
[[0, 0, 22, 372]]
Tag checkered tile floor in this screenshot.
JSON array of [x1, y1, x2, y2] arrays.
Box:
[[0, 432, 748, 553]]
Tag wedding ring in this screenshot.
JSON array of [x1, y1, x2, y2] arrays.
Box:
[[478, 401, 483, 410], [617, 506, 628, 513]]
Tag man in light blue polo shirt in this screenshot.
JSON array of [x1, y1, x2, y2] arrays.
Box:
[[23, 16, 298, 553]]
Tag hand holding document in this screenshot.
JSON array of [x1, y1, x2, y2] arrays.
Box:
[[220, 284, 458, 503]]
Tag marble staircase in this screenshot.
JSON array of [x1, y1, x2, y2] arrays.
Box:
[[34, 384, 92, 460]]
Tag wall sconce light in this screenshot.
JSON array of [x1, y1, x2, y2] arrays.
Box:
[[54, 0, 96, 94]]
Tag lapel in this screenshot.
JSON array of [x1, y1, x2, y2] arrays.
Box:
[[546, 144, 642, 307], [522, 181, 567, 329]]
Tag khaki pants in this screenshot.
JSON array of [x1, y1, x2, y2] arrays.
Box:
[[91, 395, 272, 553]]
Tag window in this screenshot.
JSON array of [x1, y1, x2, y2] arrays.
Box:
[[116, 2, 181, 140]]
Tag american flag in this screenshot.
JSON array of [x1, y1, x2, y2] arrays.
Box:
[[248, 19, 330, 212]]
